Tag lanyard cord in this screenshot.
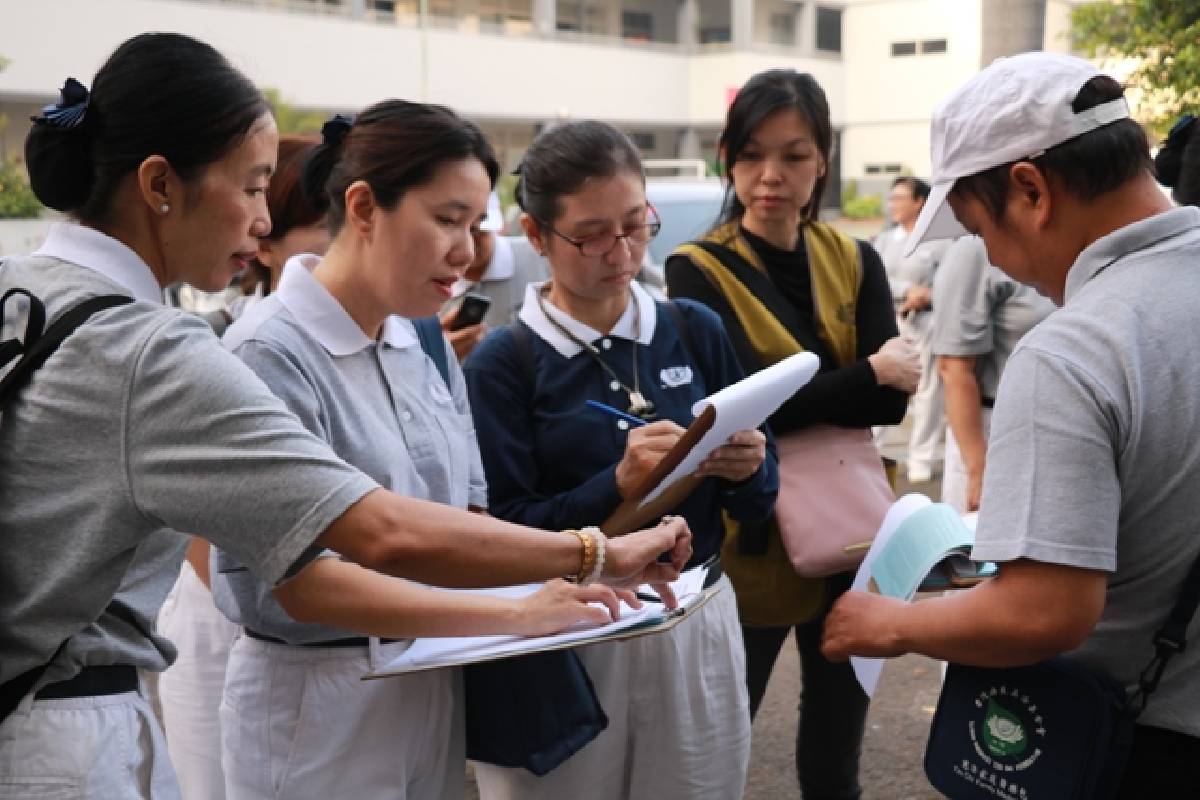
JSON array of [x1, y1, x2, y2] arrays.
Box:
[[535, 287, 656, 419]]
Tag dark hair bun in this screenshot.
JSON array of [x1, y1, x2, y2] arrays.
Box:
[[25, 121, 94, 212], [1155, 115, 1196, 188], [300, 138, 340, 213]]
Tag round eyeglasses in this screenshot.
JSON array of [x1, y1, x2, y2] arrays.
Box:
[[539, 204, 662, 257]]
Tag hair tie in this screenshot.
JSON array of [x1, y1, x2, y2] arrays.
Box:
[[321, 113, 354, 149], [31, 77, 90, 130]]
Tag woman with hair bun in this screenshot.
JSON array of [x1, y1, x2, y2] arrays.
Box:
[[0, 33, 688, 799], [156, 134, 329, 800], [1155, 114, 1200, 207], [213, 103, 671, 800]]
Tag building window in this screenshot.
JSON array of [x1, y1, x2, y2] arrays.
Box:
[[622, 10, 653, 42], [921, 38, 948, 53], [700, 25, 731, 43], [629, 132, 657, 153], [557, 2, 607, 34], [815, 6, 842, 53], [769, 12, 795, 47], [865, 163, 905, 175], [479, 0, 532, 25], [891, 41, 917, 56]]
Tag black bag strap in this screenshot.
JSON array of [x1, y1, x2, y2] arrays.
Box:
[[0, 293, 132, 405], [412, 315, 451, 387], [509, 318, 537, 388], [0, 290, 134, 722], [1132, 548, 1200, 711]]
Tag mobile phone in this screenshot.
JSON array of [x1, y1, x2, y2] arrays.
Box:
[[450, 292, 492, 331], [943, 555, 998, 587]]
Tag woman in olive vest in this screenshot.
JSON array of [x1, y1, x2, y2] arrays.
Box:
[[666, 69, 919, 800]]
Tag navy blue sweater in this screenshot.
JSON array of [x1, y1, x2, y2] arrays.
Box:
[[464, 299, 778, 568]]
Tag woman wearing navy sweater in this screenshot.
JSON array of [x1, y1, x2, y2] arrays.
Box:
[[464, 120, 779, 800]]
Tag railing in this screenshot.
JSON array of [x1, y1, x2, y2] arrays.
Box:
[[164, 0, 832, 58]]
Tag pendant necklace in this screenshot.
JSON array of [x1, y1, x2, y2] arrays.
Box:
[[537, 287, 656, 420]]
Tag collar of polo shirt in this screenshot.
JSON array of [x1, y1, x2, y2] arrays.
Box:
[[274, 253, 416, 356], [34, 222, 165, 304], [517, 279, 657, 358]]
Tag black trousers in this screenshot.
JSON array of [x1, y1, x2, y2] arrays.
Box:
[[742, 574, 869, 800], [1115, 723, 1200, 799]]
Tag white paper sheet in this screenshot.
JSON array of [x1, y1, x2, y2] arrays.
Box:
[[849, 493, 932, 697], [641, 352, 820, 506], [366, 565, 712, 677], [849, 495, 979, 697]]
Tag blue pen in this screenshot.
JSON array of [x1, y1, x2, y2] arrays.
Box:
[[585, 399, 647, 428]]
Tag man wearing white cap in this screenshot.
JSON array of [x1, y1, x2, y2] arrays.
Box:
[[822, 51, 1200, 794]]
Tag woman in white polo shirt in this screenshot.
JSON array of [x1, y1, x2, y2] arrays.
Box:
[[0, 33, 689, 800]]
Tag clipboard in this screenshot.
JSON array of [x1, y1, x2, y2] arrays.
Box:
[[601, 405, 717, 535], [363, 584, 721, 678], [601, 351, 821, 536]]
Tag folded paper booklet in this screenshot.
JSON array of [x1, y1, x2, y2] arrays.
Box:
[[850, 495, 998, 697], [603, 351, 820, 535], [365, 564, 718, 678]]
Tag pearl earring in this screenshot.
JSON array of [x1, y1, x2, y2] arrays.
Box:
[[160, 203, 170, 214]]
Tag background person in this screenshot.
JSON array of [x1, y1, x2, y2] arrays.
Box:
[[930, 235, 1053, 513], [874, 176, 949, 482], [0, 33, 688, 799], [440, 191, 549, 360], [465, 119, 778, 800], [822, 53, 1200, 798], [666, 69, 917, 800]]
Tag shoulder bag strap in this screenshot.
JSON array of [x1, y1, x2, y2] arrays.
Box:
[[412, 316, 451, 387]]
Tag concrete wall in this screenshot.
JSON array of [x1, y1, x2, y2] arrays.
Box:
[[840, 0, 984, 180], [0, 0, 840, 127]]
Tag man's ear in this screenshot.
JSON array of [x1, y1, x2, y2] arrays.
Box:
[[1009, 162, 1052, 229], [344, 180, 376, 239], [519, 212, 547, 256]]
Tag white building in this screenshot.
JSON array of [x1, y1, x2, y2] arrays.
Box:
[[0, 0, 1080, 210]]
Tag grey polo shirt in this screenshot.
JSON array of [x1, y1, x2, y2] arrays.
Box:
[[0, 224, 378, 696], [214, 255, 487, 643], [930, 236, 1055, 399], [972, 206, 1200, 736]]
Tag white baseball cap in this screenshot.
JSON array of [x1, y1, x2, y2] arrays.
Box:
[[905, 52, 1130, 256], [481, 191, 504, 232]]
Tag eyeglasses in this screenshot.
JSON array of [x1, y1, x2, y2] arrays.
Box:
[[539, 205, 662, 257]]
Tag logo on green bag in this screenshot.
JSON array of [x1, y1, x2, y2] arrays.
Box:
[[983, 696, 1028, 757]]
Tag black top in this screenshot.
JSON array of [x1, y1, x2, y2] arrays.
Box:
[[665, 225, 908, 436]]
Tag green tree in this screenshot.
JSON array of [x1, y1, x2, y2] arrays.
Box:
[[262, 87, 327, 135], [0, 53, 42, 218], [1071, 1, 1200, 130], [0, 159, 43, 218]]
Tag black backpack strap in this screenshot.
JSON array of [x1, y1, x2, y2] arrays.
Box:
[[0, 293, 132, 406], [509, 319, 537, 388], [662, 299, 696, 370], [412, 316, 451, 387], [0, 291, 133, 722], [1132, 548, 1200, 711]]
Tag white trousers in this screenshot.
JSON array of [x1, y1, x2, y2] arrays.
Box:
[[941, 407, 993, 513], [902, 313, 944, 477], [0, 687, 179, 800], [157, 562, 239, 800], [474, 575, 751, 800], [220, 634, 462, 800]]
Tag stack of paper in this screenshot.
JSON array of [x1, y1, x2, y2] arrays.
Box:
[[365, 565, 714, 678]]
